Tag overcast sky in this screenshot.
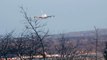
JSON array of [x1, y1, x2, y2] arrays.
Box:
[[0, 0, 107, 34]]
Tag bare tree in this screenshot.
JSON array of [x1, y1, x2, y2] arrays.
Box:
[[20, 6, 48, 60], [14, 33, 27, 60], [0, 31, 14, 60], [24, 33, 40, 60], [55, 34, 80, 60], [94, 26, 99, 60], [104, 42, 107, 60]]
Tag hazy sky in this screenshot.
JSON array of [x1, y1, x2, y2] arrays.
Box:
[[0, 0, 107, 34]]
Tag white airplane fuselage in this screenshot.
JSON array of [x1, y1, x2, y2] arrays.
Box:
[[34, 14, 54, 19]]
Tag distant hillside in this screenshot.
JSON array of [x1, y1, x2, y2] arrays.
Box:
[[50, 28, 107, 38], [66, 28, 107, 37]]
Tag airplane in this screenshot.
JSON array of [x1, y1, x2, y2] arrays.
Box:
[[34, 13, 55, 19]]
